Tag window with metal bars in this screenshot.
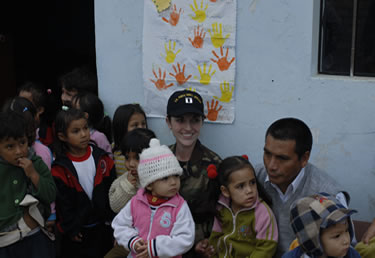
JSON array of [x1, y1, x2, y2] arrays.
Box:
[[319, 0, 375, 77]]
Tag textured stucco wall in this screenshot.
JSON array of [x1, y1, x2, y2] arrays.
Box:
[[95, 0, 375, 221]]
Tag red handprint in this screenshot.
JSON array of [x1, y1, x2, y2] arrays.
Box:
[[188, 25, 206, 49], [206, 99, 222, 121], [211, 46, 235, 71], [169, 63, 192, 85], [210, 0, 218, 2], [162, 4, 183, 26], [150, 68, 174, 90]]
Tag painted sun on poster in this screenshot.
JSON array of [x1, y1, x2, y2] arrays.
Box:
[[143, 0, 236, 123]]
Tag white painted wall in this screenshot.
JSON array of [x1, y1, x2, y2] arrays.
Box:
[[95, 0, 375, 221]]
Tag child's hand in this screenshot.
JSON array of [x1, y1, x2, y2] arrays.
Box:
[[45, 220, 55, 233], [71, 232, 83, 242], [134, 239, 146, 253], [135, 244, 149, 258], [17, 157, 40, 186], [17, 157, 35, 176], [127, 172, 138, 187], [195, 239, 215, 257]]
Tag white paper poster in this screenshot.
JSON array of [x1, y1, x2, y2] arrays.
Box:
[[143, 0, 236, 123]]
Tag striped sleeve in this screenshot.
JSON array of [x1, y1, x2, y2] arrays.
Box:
[[254, 201, 278, 241], [129, 236, 142, 252], [147, 239, 158, 258], [112, 200, 140, 252]]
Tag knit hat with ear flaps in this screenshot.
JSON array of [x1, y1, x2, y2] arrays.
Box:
[[290, 192, 356, 257], [138, 138, 183, 188]]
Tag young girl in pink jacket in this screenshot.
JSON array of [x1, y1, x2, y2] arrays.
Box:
[[112, 138, 195, 258]]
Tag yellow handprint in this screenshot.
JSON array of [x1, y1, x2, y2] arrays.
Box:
[[194, 63, 216, 85], [208, 22, 230, 48], [213, 81, 234, 103], [163, 40, 181, 64], [189, 0, 208, 23]]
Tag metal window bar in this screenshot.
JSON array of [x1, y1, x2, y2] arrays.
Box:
[[318, 0, 325, 74], [319, 0, 359, 76], [350, 0, 358, 76]]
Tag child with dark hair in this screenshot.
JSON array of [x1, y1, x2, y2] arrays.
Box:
[[282, 193, 360, 258], [3, 97, 53, 169], [59, 65, 98, 108], [0, 111, 56, 258], [108, 128, 156, 213], [112, 138, 195, 257], [72, 93, 112, 155], [2, 97, 56, 232], [51, 108, 116, 258], [203, 155, 278, 258], [18, 81, 58, 146], [105, 128, 156, 258], [112, 104, 147, 177]]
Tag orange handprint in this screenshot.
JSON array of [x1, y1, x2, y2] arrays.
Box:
[[206, 99, 222, 121], [162, 4, 183, 26], [169, 63, 192, 85], [150, 68, 174, 90], [188, 25, 206, 49], [211, 47, 235, 71]]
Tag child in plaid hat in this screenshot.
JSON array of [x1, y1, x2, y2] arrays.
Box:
[[282, 192, 360, 258], [112, 138, 195, 258]]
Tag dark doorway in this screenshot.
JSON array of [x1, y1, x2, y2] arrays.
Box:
[[0, 0, 97, 106]]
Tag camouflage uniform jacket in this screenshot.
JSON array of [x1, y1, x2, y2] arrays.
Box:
[[170, 140, 221, 241]]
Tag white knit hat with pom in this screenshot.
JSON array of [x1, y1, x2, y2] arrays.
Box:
[[138, 138, 183, 187]]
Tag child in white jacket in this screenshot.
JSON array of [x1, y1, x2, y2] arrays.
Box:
[[112, 138, 195, 258]]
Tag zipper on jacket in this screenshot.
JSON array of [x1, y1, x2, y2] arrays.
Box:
[[147, 206, 157, 240], [218, 199, 253, 258], [222, 208, 237, 258]]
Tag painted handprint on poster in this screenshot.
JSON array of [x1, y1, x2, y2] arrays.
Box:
[[163, 40, 181, 64], [162, 4, 183, 26], [143, 0, 236, 123], [209, 22, 230, 48], [206, 99, 222, 121], [211, 47, 235, 71], [213, 81, 234, 103], [150, 68, 174, 90], [189, 0, 208, 23], [189, 25, 206, 49], [194, 63, 216, 85], [170, 63, 192, 85]]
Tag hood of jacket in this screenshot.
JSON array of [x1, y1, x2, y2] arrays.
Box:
[[289, 192, 356, 257]]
